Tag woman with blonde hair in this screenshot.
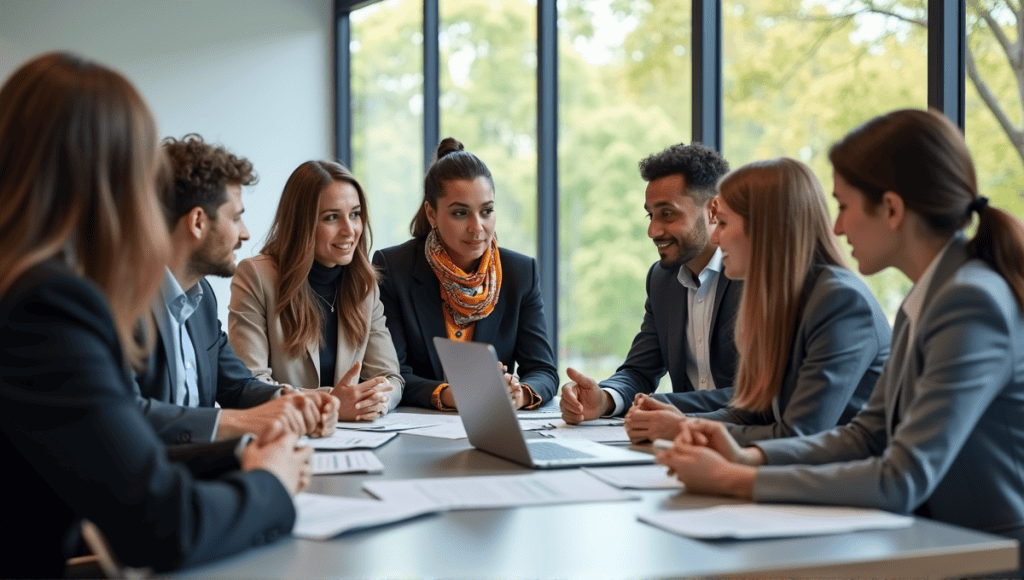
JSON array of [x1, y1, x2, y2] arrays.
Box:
[[659, 109, 1024, 573], [625, 157, 890, 445], [230, 160, 401, 420], [372, 137, 558, 409], [0, 52, 309, 577]]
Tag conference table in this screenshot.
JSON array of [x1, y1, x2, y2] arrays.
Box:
[[167, 408, 1019, 579]]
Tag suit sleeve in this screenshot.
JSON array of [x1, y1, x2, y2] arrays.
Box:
[[710, 277, 887, 445], [753, 283, 1013, 514], [201, 280, 281, 409], [656, 388, 736, 414], [372, 249, 442, 408], [598, 265, 668, 414], [0, 276, 295, 572], [360, 284, 405, 411], [133, 387, 221, 444], [227, 258, 281, 386], [511, 258, 558, 403]]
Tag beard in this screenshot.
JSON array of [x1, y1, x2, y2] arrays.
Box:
[[656, 217, 709, 269], [190, 237, 238, 279]]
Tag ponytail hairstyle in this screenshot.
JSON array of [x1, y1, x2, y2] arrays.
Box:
[[0, 52, 169, 367], [262, 160, 377, 356], [830, 108, 1024, 310], [410, 137, 494, 238], [720, 158, 846, 413]]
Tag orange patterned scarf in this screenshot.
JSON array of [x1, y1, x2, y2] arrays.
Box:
[[425, 229, 502, 329]]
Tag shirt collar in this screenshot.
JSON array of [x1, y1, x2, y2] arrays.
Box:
[[901, 237, 956, 328], [159, 268, 203, 325], [676, 248, 723, 290]]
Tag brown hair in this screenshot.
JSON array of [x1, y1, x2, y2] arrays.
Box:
[[161, 133, 257, 226], [0, 52, 168, 366], [719, 158, 846, 413], [410, 137, 494, 238], [830, 108, 1024, 310], [262, 160, 377, 356]]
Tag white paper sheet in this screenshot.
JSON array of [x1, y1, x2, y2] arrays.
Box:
[[311, 451, 384, 475], [515, 410, 563, 419], [541, 425, 630, 444], [363, 470, 637, 510], [401, 421, 468, 440], [519, 418, 558, 431], [582, 465, 684, 490], [292, 493, 439, 540], [639, 504, 914, 539], [306, 430, 397, 450], [335, 412, 457, 432]]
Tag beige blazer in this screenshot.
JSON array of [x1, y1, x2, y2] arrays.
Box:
[[228, 254, 403, 411]]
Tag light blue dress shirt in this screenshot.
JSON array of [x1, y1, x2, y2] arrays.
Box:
[[153, 268, 203, 408]]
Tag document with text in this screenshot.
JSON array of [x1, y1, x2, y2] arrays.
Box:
[[542, 425, 631, 444], [363, 470, 637, 510], [639, 504, 914, 539], [311, 451, 384, 475], [306, 430, 396, 450], [335, 412, 457, 432], [292, 493, 440, 540]]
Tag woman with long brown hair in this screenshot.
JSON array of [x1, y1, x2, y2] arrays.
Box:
[[372, 138, 558, 409], [659, 109, 1024, 572], [625, 157, 890, 445], [0, 52, 310, 577], [230, 160, 402, 420]]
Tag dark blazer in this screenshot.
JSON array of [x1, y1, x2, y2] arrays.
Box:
[[0, 261, 294, 578], [600, 259, 742, 415], [372, 238, 558, 408], [685, 265, 891, 445], [134, 277, 281, 444], [755, 238, 1024, 561]]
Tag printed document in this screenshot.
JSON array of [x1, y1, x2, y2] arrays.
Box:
[[363, 470, 637, 510], [639, 504, 914, 539], [542, 425, 631, 444], [335, 412, 456, 432], [292, 493, 439, 540], [582, 465, 684, 490], [311, 451, 384, 475], [306, 430, 396, 450]]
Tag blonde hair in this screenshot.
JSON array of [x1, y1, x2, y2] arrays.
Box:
[[262, 160, 377, 357], [0, 52, 168, 366], [720, 158, 846, 412]]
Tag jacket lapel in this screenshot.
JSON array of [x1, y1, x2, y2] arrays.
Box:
[[411, 244, 448, 379]]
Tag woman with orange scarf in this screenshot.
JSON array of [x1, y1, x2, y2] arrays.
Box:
[[373, 138, 558, 409]]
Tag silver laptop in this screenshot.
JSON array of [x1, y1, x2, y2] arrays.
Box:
[[433, 337, 654, 469]]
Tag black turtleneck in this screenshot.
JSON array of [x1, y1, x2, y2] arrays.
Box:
[[308, 260, 344, 387]]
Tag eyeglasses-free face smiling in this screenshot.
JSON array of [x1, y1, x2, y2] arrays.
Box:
[[314, 180, 363, 268], [425, 176, 495, 273], [708, 196, 751, 280], [644, 174, 710, 269], [831, 171, 896, 276]]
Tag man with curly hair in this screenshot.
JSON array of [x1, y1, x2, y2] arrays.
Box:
[[135, 134, 339, 444], [561, 142, 742, 426]]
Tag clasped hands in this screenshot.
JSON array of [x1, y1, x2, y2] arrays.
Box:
[[329, 360, 394, 421], [654, 417, 764, 499]]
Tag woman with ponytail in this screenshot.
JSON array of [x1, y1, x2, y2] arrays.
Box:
[[658, 109, 1024, 571], [229, 161, 402, 421], [625, 158, 891, 445], [372, 138, 558, 409]]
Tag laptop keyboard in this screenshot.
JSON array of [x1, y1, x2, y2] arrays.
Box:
[[528, 441, 597, 460]]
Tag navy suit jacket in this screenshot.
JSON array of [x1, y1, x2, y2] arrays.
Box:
[[0, 261, 294, 577], [372, 238, 558, 408], [134, 277, 280, 443], [600, 260, 742, 415]]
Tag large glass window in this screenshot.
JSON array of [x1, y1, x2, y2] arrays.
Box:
[[723, 0, 927, 318], [439, 0, 538, 257], [557, 0, 692, 383], [350, 0, 425, 253], [965, 1, 1024, 223]]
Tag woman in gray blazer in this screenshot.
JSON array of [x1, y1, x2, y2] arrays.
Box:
[[625, 158, 891, 446], [658, 109, 1024, 567], [229, 161, 403, 421]]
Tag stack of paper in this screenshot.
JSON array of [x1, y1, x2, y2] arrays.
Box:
[[639, 504, 914, 539], [292, 494, 439, 540], [364, 470, 637, 510], [335, 412, 456, 432], [311, 451, 385, 475], [541, 425, 631, 444], [306, 430, 396, 450]]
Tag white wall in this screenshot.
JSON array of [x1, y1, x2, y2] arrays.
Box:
[[0, 0, 333, 322]]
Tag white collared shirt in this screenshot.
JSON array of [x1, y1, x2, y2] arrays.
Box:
[[153, 268, 203, 408], [900, 237, 956, 358]]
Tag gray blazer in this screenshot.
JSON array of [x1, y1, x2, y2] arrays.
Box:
[[682, 265, 891, 445], [755, 237, 1024, 550]]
